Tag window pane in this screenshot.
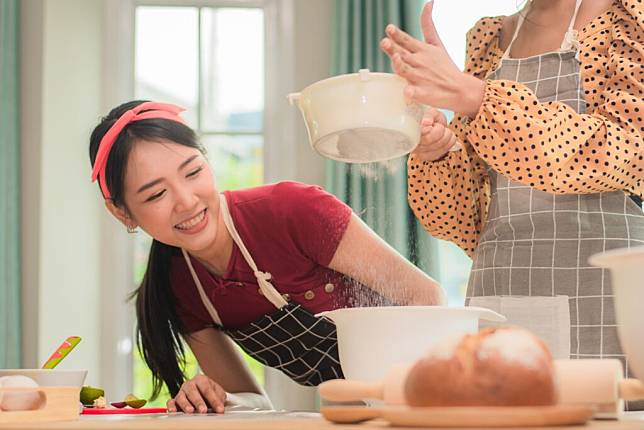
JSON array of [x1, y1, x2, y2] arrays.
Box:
[[133, 234, 152, 285], [200, 8, 264, 133], [437, 240, 472, 305], [202, 134, 263, 191], [434, 1, 520, 68], [135, 6, 199, 127]]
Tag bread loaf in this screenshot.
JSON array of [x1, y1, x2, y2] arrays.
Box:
[[405, 327, 557, 407]]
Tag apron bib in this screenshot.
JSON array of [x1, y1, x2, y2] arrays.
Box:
[[182, 195, 344, 386], [467, 0, 644, 401]]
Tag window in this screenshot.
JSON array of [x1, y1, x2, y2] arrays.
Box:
[[132, 4, 265, 406]]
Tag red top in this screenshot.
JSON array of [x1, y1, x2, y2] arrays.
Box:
[[169, 181, 383, 332]]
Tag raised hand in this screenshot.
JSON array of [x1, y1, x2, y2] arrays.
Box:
[[380, 1, 485, 118]]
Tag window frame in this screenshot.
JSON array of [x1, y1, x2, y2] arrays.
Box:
[[131, 0, 298, 183]]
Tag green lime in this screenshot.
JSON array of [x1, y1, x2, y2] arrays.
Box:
[[124, 394, 147, 409], [80, 386, 105, 405]]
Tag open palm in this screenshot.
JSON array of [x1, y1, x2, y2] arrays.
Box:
[[380, 1, 484, 117]]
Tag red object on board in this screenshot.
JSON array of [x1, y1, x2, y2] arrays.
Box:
[[82, 407, 168, 415]]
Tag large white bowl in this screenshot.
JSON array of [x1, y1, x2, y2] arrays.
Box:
[[589, 246, 644, 381], [0, 369, 87, 387], [288, 69, 423, 163], [317, 306, 506, 382]]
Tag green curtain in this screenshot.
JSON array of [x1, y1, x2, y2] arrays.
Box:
[[327, 0, 440, 279], [0, 0, 22, 368]]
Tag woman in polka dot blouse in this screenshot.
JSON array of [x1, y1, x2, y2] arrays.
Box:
[[382, 0, 643, 408]]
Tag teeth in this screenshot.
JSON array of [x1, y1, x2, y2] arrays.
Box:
[[176, 210, 205, 230]]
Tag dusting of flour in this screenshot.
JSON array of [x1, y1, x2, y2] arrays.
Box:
[[427, 334, 463, 360], [477, 330, 544, 369]]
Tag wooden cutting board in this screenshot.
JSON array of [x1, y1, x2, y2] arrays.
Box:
[[0, 387, 80, 424], [321, 404, 594, 427]]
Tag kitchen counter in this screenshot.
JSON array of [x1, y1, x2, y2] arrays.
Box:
[[2, 410, 644, 430]]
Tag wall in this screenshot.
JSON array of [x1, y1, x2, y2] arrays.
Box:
[[261, 0, 336, 410], [21, 0, 104, 385], [292, 0, 334, 186], [264, 0, 332, 188]]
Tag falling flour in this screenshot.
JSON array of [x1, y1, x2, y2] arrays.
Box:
[[357, 159, 404, 180]]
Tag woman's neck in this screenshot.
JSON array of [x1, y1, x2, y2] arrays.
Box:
[[528, 0, 577, 13], [189, 204, 234, 277]]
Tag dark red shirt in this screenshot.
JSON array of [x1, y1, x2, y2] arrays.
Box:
[[170, 181, 382, 332]]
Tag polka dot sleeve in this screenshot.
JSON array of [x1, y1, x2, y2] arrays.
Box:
[[408, 147, 489, 257], [407, 18, 501, 257], [466, 2, 644, 197]]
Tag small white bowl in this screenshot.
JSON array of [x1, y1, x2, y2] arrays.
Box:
[[0, 369, 87, 387]]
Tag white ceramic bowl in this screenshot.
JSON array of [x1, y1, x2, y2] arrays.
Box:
[[0, 369, 87, 387], [288, 69, 423, 163], [317, 306, 506, 382], [589, 246, 644, 381]]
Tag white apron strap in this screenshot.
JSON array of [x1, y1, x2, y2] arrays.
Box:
[[181, 195, 288, 327], [219, 194, 288, 309], [182, 248, 224, 326], [560, 0, 583, 52], [503, 0, 583, 59]]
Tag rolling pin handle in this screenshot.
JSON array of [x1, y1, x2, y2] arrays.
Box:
[[318, 379, 384, 402], [619, 378, 644, 401]]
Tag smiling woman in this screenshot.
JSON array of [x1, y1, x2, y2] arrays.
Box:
[[88, 100, 446, 413]]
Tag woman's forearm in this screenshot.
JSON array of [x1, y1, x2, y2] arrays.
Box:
[[329, 215, 446, 306], [455, 74, 486, 119]]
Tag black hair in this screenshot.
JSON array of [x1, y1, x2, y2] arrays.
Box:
[[89, 100, 206, 399]]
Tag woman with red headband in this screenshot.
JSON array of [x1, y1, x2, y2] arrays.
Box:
[[89, 100, 445, 413]]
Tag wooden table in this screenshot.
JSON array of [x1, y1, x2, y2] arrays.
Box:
[[2, 411, 644, 430]]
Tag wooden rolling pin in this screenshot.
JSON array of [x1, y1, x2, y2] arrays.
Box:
[[555, 359, 644, 416], [319, 359, 644, 415], [319, 364, 410, 405]]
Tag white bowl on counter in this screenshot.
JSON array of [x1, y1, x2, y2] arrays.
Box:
[[317, 306, 506, 382], [590, 245, 644, 381], [0, 369, 87, 387]]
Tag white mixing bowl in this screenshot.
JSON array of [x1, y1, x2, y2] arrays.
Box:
[[0, 369, 87, 387], [590, 246, 644, 381], [288, 69, 423, 163], [317, 306, 506, 382]]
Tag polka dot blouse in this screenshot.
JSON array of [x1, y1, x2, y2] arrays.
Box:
[[408, 0, 643, 257]]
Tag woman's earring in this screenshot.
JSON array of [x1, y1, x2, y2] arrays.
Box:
[[126, 224, 138, 234]]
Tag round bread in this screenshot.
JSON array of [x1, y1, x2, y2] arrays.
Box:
[[404, 327, 557, 407]]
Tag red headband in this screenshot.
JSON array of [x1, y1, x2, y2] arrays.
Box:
[[91, 101, 186, 199]]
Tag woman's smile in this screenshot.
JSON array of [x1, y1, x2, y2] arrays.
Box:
[[175, 208, 209, 234]]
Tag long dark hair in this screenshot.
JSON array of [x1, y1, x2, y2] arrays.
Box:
[[89, 100, 206, 399]]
